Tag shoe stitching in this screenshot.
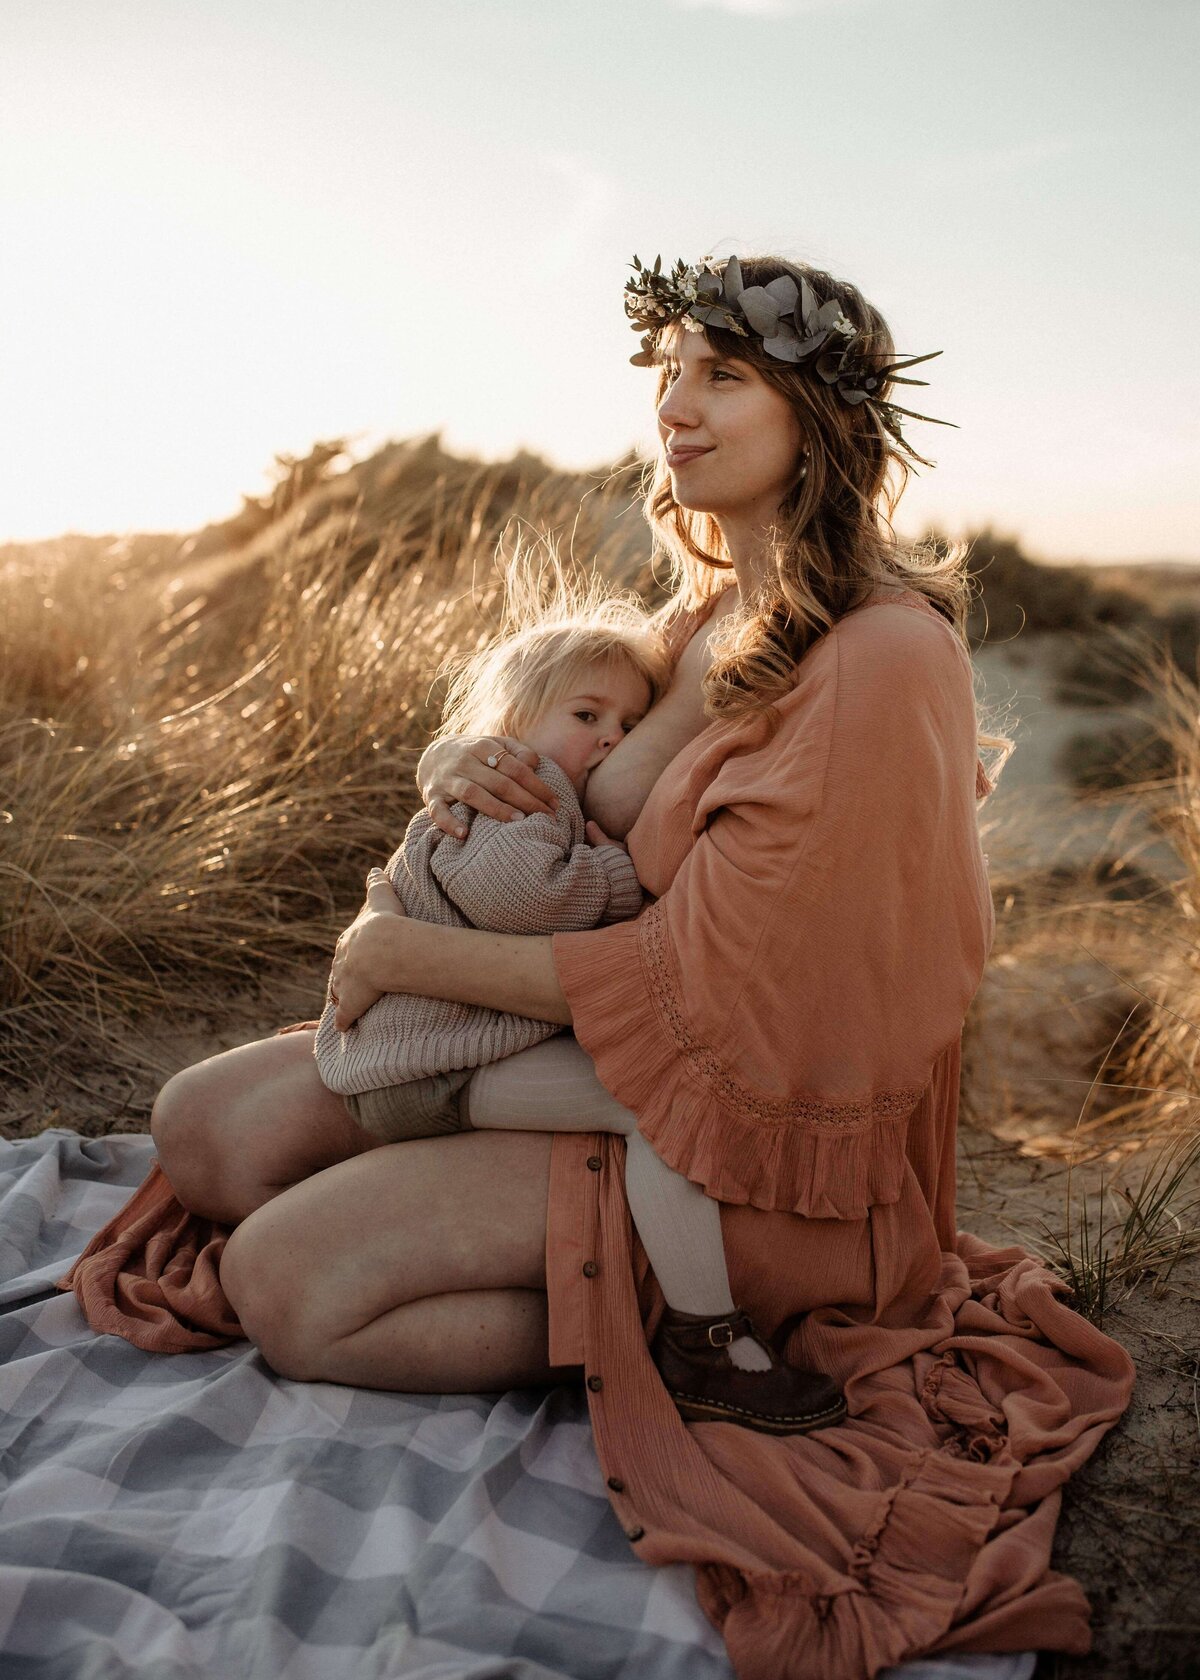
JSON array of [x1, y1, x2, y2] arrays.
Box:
[[669, 1389, 847, 1424]]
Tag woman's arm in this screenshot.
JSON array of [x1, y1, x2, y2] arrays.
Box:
[[329, 872, 570, 1030]]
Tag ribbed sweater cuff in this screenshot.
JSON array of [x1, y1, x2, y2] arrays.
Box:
[[594, 845, 643, 923]]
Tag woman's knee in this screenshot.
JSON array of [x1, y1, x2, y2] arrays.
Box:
[[151, 1064, 223, 1207], [221, 1133, 555, 1375], [220, 1209, 317, 1379]]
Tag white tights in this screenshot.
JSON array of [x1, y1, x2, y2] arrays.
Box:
[[464, 1036, 772, 1370]]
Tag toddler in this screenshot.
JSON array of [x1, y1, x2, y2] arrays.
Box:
[[315, 596, 845, 1435]]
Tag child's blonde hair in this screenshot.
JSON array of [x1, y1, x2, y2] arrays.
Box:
[[434, 556, 670, 743]]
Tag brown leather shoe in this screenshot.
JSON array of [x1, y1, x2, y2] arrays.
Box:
[[650, 1307, 847, 1435]]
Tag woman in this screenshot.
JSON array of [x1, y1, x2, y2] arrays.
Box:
[[156, 254, 1134, 1680]]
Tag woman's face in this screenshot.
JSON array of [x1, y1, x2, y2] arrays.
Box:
[[655, 324, 807, 528]]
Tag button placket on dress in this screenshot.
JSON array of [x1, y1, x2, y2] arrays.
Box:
[[581, 1134, 643, 1550]]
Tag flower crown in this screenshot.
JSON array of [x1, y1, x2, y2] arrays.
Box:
[[624, 253, 956, 454]]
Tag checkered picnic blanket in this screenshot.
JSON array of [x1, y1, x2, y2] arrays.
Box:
[[0, 1132, 1036, 1680]]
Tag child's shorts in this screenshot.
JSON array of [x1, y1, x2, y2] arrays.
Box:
[[344, 1068, 474, 1143]]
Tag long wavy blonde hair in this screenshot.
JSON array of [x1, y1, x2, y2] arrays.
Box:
[[644, 254, 1005, 766]]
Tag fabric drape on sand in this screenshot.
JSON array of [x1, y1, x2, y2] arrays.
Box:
[[546, 591, 1134, 1677]]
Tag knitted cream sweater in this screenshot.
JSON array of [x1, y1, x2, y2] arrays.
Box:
[[314, 756, 644, 1096]]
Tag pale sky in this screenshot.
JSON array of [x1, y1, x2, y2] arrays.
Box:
[[1, 0, 1197, 559]]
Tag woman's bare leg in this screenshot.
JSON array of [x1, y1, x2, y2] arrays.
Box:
[[151, 1029, 383, 1226], [219, 1129, 574, 1391]]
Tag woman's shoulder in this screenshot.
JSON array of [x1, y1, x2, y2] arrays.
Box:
[[761, 590, 970, 746], [826, 587, 969, 679]]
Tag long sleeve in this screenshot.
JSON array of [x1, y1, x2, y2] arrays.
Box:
[[552, 600, 994, 1218], [430, 759, 643, 933]]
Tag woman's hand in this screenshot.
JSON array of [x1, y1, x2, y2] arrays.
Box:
[[331, 873, 572, 1028], [329, 869, 409, 1030], [417, 735, 558, 837]]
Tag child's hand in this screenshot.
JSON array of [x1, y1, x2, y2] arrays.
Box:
[[585, 820, 628, 854]]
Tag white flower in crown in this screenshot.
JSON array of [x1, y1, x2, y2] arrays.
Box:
[[680, 314, 705, 334], [831, 313, 857, 339]]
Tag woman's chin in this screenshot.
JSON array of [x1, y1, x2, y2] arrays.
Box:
[[669, 484, 720, 514]]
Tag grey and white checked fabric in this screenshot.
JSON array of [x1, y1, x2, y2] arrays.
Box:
[[0, 1132, 1036, 1680]]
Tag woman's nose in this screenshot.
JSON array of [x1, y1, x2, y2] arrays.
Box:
[[657, 379, 696, 432]]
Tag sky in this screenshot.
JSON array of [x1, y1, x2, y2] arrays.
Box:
[[1, 0, 1197, 560]]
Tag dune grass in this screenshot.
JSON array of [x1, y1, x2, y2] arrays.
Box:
[[1, 442, 651, 1076]]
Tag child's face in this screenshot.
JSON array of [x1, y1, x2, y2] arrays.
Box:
[[523, 659, 653, 795]]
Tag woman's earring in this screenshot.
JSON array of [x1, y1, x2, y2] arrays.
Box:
[[797, 453, 811, 481]]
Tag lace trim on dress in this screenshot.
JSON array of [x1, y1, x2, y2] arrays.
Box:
[[640, 901, 924, 1132]]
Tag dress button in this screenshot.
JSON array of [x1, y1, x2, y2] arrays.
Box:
[[625, 1526, 645, 1543], [586, 1156, 602, 1171], [582, 1261, 599, 1278], [607, 1476, 625, 1493], [587, 1374, 604, 1392]]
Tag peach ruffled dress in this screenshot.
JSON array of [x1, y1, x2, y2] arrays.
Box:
[[544, 590, 1134, 1679]]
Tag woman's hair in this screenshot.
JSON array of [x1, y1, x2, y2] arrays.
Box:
[[646, 258, 971, 692], [433, 556, 670, 743]]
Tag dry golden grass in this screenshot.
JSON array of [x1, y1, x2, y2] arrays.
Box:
[[964, 627, 1200, 1338], [1, 441, 652, 1078]]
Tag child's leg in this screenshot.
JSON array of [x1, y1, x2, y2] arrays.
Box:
[[464, 1037, 769, 1368], [467, 1038, 851, 1430]]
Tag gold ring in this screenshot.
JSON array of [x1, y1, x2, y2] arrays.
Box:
[[486, 749, 508, 769]]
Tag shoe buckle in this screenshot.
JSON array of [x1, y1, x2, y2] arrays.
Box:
[[707, 1322, 734, 1348]]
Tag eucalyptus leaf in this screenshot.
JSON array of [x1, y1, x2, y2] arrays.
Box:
[[797, 276, 819, 332], [692, 303, 731, 328], [792, 330, 831, 360], [722, 255, 744, 304], [814, 299, 845, 330], [838, 387, 870, 405], [697, 273, 722, 300], [762, 331, 802, 361], [764, 275, 799, 311], [738, 286, 784, 336]]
